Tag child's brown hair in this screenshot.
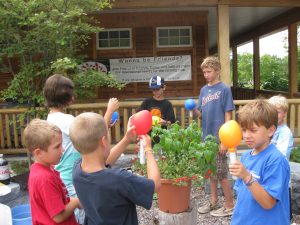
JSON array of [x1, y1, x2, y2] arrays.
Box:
[[24, 119, 61, 153], [201, 56, 221, 71], [43, 74, 74, 108], [238, 99, 278, 130]]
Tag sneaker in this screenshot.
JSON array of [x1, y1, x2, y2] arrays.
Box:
[[198, 202, 218, 214], [210, 206, 234, 217]]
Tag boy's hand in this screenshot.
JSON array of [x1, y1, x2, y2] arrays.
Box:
[[228, 161, 249, 180], [140, 134, 152, 150], [70, 197, 82, 209], [219, 143, 227, 155], [124, 116, 137, 143], [107, 98, 119, 114]]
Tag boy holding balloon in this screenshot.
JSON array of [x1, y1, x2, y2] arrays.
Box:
[[70, 112, 161, 225], [229, 99, 290, 225], [195, 56, 235, 217], [139, 75, 175, 127]]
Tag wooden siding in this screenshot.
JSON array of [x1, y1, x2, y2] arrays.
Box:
[[88, 11, 208, 100]]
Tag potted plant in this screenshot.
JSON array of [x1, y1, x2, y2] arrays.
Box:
[[132, 121, 219, 213]]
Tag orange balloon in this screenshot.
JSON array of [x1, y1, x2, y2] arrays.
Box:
[[219, 120, 242, 150]]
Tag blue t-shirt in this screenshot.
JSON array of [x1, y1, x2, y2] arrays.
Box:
[[271, 124, 294, 160], [231, 144, 290, 225], [72, 159, 155, 225], [198, 82, 234, 141]]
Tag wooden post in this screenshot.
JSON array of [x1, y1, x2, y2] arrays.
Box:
[[158, 200, 197, 225], [288, 23, 298, 98], [217, 4, 231, 86], [253, 37, 260, 92]]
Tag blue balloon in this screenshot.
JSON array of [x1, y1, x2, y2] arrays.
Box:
[[111, 111, 119, 123], [184, 99, 196, 111]]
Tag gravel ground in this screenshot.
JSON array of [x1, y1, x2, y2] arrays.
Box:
[[137, 187, 300, 225]]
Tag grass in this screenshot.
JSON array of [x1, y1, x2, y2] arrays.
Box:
[[9, 160, 30, 176], [290, 147, 300, 163]]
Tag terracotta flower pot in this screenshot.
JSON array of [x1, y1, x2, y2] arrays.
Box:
[[157, 178, 191, 213]]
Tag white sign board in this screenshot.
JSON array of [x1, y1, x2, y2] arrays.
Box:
[[109, 55, 191, 83]]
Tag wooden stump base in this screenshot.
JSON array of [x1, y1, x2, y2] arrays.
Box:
[[158, 200, 197, 225]]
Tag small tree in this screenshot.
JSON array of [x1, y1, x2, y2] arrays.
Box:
[[0, 0, 124, 106]]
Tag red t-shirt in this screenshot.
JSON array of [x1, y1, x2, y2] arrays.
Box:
[[28, 163, 78, 225]]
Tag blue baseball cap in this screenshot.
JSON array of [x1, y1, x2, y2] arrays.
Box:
[[149, 75, 165, 89]]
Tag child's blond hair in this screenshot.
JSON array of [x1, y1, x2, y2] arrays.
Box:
[[201, 56, 221, 71], [24, 119, 61, 153], [70, 112, 107, 154], [238, 99, 278, 130], [268, 95, 289, 112]]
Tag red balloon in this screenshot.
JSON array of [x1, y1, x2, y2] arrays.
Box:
[[131, 110, 152, 135]]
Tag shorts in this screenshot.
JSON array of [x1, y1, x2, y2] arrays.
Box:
[[211, 153, 228, 180], [66, 183, 85, 224]]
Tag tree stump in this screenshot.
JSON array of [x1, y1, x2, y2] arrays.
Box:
[[158, 200, 197, 225]]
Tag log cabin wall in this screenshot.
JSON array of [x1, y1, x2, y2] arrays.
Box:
[[87, 10, 209, 100]]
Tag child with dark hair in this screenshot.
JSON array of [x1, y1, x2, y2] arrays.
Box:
[[43, 74, 119, 224], [139, 75, 175, 128]]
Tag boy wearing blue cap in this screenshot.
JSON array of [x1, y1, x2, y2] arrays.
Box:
[[139, 75, 175, 127]]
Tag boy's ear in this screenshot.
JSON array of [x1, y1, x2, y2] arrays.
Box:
[[33, 148, 45, 157], [268, 125, 276, 138], [99, 135, 109, 149]]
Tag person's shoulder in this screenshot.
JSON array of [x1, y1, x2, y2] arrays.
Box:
[[29, 164, 57, 184], [266, 144, 290, 165]]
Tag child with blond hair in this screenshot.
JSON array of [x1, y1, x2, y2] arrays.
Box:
[[70, 112, 161, 225], [25, 119, 81, 225], [195, 56, 235, 217], [268, 95, 294, 160]]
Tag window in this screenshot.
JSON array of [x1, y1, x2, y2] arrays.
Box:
[[97, 29, 132, 49], [157, 26, 192, 47]]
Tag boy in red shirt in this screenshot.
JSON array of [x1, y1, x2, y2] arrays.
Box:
[[24, 119, 81, 225]]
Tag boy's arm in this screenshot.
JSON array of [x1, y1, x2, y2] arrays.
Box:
[[106, 121, 136, 165], [229, 161, 276, 209], [219, 111, 233, 154], [52, 197, 80, 223], [224, 111, 232, 122], [244, 176, 276, 209], [104, 98, 119, 127], [142, 135, 161, 192]]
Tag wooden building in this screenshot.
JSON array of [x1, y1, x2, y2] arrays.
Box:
[[1, 1, 300, 101], [78, 1, 300, 100]]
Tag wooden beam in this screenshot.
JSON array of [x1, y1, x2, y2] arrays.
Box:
[[288, 23, 298, 98], [112, 0, 300, 8], [217, 5, 231, 85], [231, 8, 300, 47], [232, 45, 238, 88], [253, 37, 260, 91]]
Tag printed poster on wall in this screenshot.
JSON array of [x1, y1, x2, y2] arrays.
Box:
[[109, 55, 191, 83]]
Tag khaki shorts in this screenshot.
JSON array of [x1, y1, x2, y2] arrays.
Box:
[[211, 153, 228, 180]]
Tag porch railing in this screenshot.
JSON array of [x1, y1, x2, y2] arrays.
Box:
[[0, 99, 299, 155]]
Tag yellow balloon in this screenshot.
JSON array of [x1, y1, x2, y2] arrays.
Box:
[[219, 120, 242, 149], [152, 116, 161, 126]]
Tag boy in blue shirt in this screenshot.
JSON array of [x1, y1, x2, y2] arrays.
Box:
[[229, 99, 290, 225], [195, 56, 235, 217], [269, 95, 294, 220], [268, 95, 294, 160]]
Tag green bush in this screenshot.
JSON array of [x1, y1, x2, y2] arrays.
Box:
[[290, 147, 300, 163]]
